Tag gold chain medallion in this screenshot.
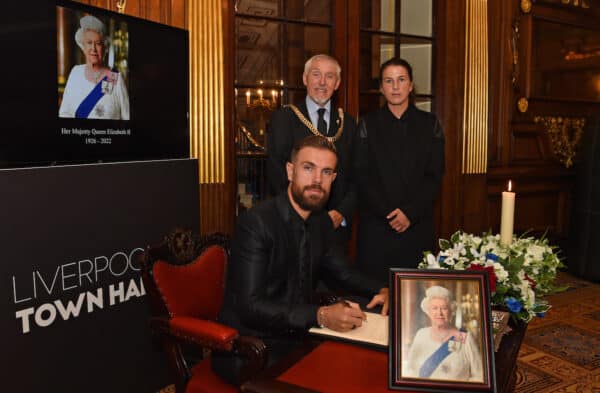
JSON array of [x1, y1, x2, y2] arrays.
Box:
[[287, 104, 344, 143]]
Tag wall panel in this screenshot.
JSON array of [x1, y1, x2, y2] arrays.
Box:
[[145, 0, 162, 23], [124, 0, 143, 18], [482, 0, 600, 250], [436, 0, 467, 237], [511, 129, 545, 162], [170, 0, 187, 29], [72, 0, 182, 28]]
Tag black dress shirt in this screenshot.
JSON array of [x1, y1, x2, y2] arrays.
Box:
[[218, 192, 380, 339]]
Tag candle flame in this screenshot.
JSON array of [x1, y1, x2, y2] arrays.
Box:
[[508, 180, 512, 192]]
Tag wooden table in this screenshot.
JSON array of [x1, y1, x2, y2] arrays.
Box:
[[241, 322, 527, 393]]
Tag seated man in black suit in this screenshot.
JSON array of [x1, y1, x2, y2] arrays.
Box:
[[213, 135, 389, 385], [267, 54, 358, 247]]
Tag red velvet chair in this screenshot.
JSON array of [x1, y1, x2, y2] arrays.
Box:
[[141, 229, 267, 393]]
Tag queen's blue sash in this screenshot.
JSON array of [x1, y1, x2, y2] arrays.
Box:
[[75, 76, 107, 118], [419, 339, 453, 378]]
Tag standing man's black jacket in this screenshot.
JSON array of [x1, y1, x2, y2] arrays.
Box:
[[266, 100, 358, 225]]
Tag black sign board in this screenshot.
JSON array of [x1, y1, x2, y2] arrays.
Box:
[[0, 159, 199, 392]]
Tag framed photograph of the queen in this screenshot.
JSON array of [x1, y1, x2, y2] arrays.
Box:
[[389, 269, 496, 392]]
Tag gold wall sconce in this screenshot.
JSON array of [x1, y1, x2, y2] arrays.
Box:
[[534, 115, 585, 168]]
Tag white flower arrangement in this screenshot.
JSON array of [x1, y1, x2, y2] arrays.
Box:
[[419, 231, 565, 323]]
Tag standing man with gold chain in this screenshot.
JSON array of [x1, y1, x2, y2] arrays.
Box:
[[267, 54, 358, 248]]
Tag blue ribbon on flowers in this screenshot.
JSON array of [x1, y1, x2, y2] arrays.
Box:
[[486, 253, 499, 262], [505, 297, 522, 313]]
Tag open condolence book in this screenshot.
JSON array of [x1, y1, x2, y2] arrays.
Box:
[[309, 312, 388, 348]]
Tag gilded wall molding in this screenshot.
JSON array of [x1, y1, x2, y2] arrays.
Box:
[[116, 0, 126, 13], [462, 0, 489, 174], [533, 115, 585, 168], [188, 0, 225, 183], [560, 0, 590, 8], [511, 16, 520, 88]]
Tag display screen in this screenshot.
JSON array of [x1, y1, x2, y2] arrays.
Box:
[[0, 0, 189, 168]]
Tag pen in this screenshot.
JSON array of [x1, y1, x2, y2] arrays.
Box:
[[340, 299, 367, 322]]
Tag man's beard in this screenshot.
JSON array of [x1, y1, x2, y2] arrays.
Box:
[[291, 183, 329, 212], [309, 94, 331, 107]]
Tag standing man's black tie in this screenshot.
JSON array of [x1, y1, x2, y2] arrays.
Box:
[[317, 108, 328, 136]]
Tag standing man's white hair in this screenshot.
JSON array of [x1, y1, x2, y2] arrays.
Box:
[[303, 54, 341, 78]]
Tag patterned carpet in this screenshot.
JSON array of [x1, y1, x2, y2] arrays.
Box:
[[515, 272, 600, 393]]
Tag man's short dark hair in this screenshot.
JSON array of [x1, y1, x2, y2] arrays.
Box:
[[289, 135, 338, 163], [379, 57, 414, 84]]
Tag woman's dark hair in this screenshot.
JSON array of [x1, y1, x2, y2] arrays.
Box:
[[379, 57, 414, 83]]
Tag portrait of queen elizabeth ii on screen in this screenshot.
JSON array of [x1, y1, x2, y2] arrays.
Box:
[[402, 283, 484, 383], [58, 9, 130, 120]]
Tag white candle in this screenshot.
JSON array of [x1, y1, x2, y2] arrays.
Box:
[[271, 90, 277, 103], [245, 90, 251, 105], [258, 89, 263, 100], [500, 180, 515, 245]]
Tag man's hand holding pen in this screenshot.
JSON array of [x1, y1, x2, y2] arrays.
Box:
[[317, 300, 367, 332], [316, 287, 389, 332]]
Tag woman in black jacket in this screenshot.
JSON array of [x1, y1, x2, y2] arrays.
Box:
[[355, 58, 445, 284]]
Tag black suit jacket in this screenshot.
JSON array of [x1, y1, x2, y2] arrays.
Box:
[[354, 104, 445, 280], [218, 193, 380, 339], [356, 104, 445, 224], [266, 99, 358, 222]]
